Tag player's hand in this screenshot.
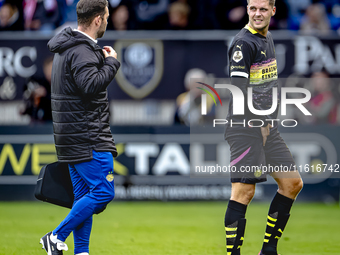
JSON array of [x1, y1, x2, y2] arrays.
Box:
[[261, 123, 272, 146], [102, 46, 117, 59]]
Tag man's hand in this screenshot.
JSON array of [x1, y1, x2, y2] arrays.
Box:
[[261, 123, 272, 146], [102, 46, 117, 59]]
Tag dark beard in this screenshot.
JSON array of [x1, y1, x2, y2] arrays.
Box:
[[97, 29, 105, 38]]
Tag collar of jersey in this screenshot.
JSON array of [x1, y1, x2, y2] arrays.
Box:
[[245, 24, 257, 34], [244, 24, 267, 38]]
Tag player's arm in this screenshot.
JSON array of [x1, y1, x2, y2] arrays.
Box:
[[229, 40, 271, 145], [229, 39, 254, 121], [229, 77, 272, 146], [260, 123, 271, 146], [71, 45, 120, 96]]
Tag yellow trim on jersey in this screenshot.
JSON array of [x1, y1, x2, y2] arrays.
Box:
[[226, 234, 237, 238], [245, 24, 257, 34], [225, 227, 237, 231], [265, 233, 271, 237], [227, 245, 234, 249]]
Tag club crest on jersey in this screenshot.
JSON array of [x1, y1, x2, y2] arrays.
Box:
[[114, 40, 164, 99], [106, 173, 114, 182], [233, 51, 243, 63], [254, 168, 262, 178]]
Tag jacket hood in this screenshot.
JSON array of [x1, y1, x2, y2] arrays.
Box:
[[48, 27, 100, 53]]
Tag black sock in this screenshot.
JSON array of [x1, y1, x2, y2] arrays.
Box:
[[225, 200, 247, 255], [262, 192, 294, 255]]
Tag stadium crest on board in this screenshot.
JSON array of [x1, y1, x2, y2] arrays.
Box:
[[114, 40, 163, 99]]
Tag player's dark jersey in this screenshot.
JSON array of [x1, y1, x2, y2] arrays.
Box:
[[225, 25, 279, 138]]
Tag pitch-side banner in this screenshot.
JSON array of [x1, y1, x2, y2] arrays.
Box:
[[0, 34, 340, 101], [0, 125, 339, 201]]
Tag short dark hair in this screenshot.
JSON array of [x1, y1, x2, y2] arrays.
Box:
[[76, 0, 108, 27], [247, 0, 275, 7]]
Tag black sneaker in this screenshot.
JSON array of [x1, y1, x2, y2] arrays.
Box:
[[40, 232, 68, 255]]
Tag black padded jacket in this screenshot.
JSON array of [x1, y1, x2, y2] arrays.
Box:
[[47, 27, 120, 163]]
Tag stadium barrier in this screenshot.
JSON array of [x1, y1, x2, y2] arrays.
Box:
[[0, 124, 339, 202]]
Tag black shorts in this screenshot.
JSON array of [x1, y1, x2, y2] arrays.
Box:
[[226, 133, 296, 184]]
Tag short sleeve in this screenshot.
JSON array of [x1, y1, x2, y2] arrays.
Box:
[[229, 40, 255, 79]]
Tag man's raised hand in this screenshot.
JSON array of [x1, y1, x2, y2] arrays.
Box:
[[102, 46, 117, 59]]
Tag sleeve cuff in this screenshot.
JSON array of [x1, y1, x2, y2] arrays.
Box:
[[105, 56, 121, 69], [230, 71, 249, 78]]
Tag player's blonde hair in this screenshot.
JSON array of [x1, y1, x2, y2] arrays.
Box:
[[247, 0, 275, 7]]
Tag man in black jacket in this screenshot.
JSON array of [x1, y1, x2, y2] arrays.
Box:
[[39, 0, 120, 254]]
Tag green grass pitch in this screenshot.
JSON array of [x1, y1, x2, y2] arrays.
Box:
[[0, 201, 339, 255]]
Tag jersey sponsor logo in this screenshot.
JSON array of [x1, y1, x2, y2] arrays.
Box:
[[230, 65, 245, 70], [250, 59, 278, 85], [262, 65, 277, 81], [114, 40, 164, 99], [233, 51, 243, 63], [261, 50, 266, 57]]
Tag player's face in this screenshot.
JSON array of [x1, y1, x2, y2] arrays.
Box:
[[97, 7, 109, 38], [247, 0, 276, 36]]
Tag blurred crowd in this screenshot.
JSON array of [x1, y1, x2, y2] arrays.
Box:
[[20, 56, 53, 122], [284, 71, 340, 125], [0, 0, 340, 34], [3, 0, 339, 125]]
